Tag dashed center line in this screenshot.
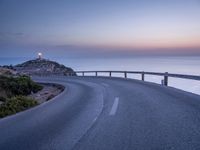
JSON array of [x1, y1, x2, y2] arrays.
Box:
[[109, 97, 119, 116]]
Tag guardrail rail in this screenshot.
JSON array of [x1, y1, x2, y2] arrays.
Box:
[[71, 71, 200, 86]]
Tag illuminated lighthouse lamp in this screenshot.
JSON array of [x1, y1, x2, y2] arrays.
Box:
[[38, 52, 42, 59]]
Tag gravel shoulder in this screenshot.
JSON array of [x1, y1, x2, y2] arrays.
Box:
[[29, 83, 65, 104]]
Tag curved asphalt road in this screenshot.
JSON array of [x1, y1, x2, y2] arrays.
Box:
[[0, 76, 200, 150]]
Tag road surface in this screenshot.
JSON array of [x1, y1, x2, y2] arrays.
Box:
[[0, 76, 200, 150]]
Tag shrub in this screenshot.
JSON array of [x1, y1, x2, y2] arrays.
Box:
[[0, 96, 38, 118], [0, 96, 6, 102], [0, 75, 43, 97]]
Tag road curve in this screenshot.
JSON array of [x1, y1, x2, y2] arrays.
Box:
[[0, 76, 200, 150]]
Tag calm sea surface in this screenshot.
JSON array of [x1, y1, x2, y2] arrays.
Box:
[[0, 56, 200, 95]]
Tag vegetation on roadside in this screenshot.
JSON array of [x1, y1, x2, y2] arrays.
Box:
[[0, 75, 42, 97], [0, 96, 38, 118], [0, 75, 43, 118]]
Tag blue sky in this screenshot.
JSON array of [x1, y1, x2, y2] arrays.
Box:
[[0, 0, 200, 58]]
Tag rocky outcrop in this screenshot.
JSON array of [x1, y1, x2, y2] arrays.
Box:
[[0, 67, 16, 76], [15, 58, 76, 76]]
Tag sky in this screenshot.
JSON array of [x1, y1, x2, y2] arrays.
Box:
[[0, 0, 200, 58]]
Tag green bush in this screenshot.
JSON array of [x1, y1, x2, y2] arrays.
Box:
[[0, 75, 42, 118], [0, 96, 6, 102], [0, 75, 43, 97], [0, 96, 38, 118]]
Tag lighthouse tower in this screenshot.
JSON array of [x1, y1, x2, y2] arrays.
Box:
[[38, 52, 42, 59]]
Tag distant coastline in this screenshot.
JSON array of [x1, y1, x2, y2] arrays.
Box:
[[0, 56, 200, 95]]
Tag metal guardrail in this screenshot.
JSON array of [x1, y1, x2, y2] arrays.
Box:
[[73, 71, 200, 86]]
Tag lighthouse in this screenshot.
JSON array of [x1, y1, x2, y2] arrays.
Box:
[[38, 52, 42, 59]]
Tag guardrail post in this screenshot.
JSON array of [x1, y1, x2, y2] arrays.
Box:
[[164, 72, 168, 86], [109, 72, 112, 77], [161, 79, 164, 85], [124, 72, 127, 78], [95, 72, 97, 76], [142, 72, 145, 81], [82, 72, 84, 76]]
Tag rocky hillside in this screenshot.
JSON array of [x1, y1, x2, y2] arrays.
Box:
[[0, 67, 16, 76], [15, 58, 76, 76]]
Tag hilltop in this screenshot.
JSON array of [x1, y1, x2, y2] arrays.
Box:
[[15, 58, 76, 76]]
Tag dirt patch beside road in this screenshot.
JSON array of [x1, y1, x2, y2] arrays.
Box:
[[29, 83, 65, 104]]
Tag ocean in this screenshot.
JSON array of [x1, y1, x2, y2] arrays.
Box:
[[0, 56, 200, 95]]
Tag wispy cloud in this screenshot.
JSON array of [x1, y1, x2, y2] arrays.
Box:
[[0, 32, 27, 44]]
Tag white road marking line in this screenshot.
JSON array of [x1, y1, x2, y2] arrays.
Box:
[[109, 97, 119, 116], [93, 117, 98, 123]]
